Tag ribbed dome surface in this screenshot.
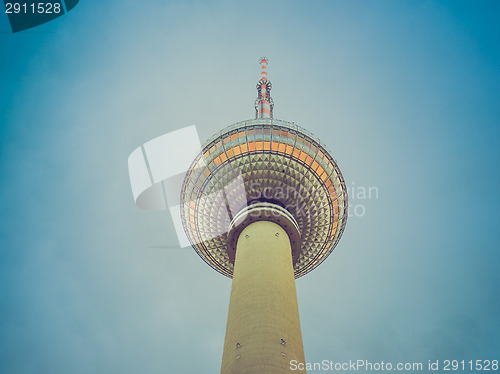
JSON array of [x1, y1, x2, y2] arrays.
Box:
[[180, 118, 348, 278]]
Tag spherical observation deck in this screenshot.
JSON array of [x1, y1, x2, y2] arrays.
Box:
[[180, 118, 348, 278]]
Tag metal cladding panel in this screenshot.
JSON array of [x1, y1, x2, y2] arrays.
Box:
[[180, 118, 348, 278]]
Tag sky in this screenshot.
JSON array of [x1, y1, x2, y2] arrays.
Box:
[[1, 1, 499, 373]]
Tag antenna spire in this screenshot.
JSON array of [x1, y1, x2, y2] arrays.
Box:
[[255, 57, 274, 118]]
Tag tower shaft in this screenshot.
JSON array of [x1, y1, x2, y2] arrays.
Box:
[[220, 221, 306, 374]]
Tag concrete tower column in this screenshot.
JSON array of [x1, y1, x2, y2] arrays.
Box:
[[220, 221, 306, 374]]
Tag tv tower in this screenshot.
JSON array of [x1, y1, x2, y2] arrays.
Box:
[[179, 58, 348, 373]]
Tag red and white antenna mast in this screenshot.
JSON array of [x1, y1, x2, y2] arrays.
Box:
[[255, 57, 274, 118]]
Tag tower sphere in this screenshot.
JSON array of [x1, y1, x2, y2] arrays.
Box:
[[180, 118, 348, 278]]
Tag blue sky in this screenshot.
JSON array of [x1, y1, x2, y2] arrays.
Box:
[[1, 1, 499, 373]]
